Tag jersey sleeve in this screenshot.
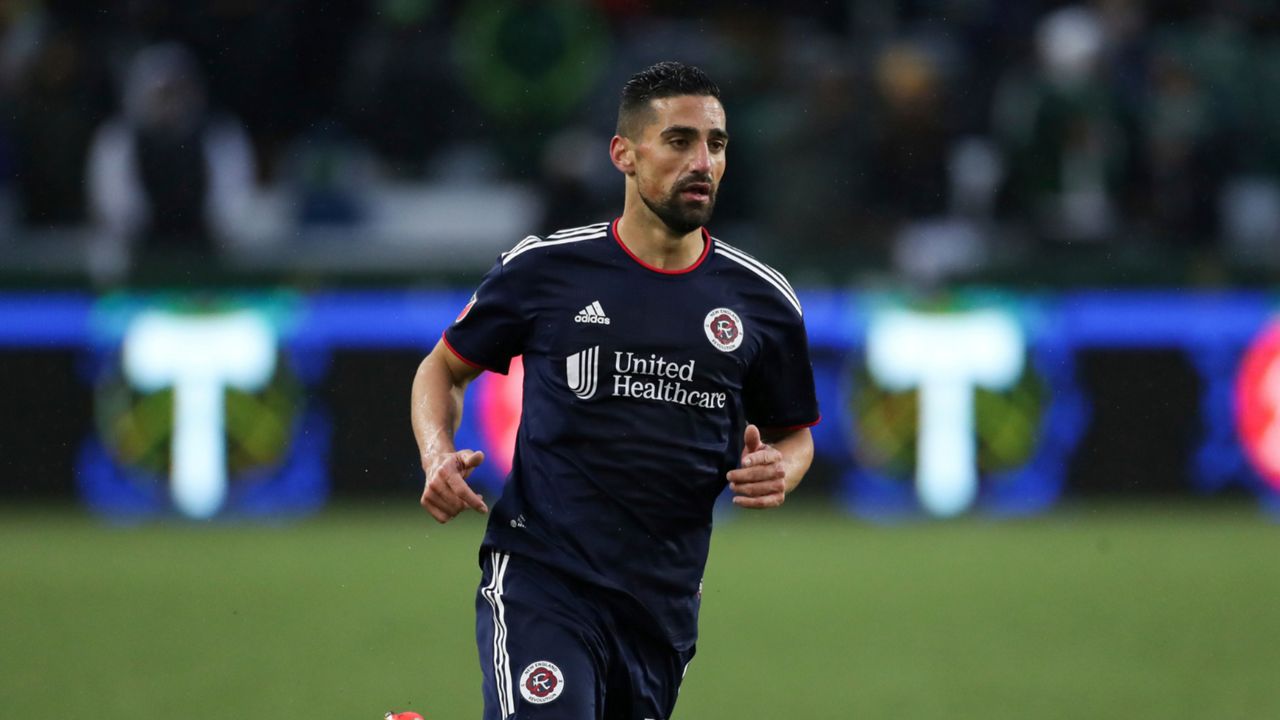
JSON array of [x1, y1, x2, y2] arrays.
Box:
[[442, 258, 529, 374], [743, 309, 821, 430]]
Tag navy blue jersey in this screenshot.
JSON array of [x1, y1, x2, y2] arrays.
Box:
[[443, 219, 819, 649]]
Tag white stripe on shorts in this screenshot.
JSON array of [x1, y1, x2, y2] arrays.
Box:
[[481, 551, 514, 718]]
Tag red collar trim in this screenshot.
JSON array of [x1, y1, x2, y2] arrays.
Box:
[[611, 218, 711, 275]]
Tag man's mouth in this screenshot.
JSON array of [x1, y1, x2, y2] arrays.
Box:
[[679, 182, 712, 202]]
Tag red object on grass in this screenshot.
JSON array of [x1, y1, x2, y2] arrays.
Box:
[[385, 713, 425, 720]]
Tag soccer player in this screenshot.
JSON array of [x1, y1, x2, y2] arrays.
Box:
[[410, 61, 819, 719]]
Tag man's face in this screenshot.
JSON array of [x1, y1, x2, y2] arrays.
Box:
[[630, 95, 728, 234]]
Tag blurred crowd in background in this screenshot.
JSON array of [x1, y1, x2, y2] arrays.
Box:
[[2, 0, 1279, 285]]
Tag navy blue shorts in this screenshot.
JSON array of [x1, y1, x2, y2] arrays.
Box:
[[475, 550, 695, 720]]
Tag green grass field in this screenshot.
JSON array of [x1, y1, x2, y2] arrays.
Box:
[[2, 502, 1278, 719]]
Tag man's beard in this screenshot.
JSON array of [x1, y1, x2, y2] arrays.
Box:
[[640, 177, 716, 235]]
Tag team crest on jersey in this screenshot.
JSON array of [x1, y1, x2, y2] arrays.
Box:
[[519, 660, 564, 704], [704, 307, 744, 352]]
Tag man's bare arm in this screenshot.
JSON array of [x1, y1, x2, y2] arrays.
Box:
[[411, 339, 489, 523]]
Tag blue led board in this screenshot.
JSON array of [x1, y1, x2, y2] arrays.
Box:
[[0, 289, 1276, 519]]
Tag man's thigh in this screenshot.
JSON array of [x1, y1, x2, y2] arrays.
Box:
[[475, 551, 605, 720], [601, 622, 695, 720]]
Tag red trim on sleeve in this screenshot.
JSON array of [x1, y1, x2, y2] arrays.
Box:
[[440, 331, 495, 373], [611, 218, 711, 275], [762, 414, 821, 433]]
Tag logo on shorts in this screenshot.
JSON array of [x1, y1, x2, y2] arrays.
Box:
[[704, 307, 744, 352], [519, 660, 564, 704]]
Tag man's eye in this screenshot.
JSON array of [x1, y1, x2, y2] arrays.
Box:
[[670, 138, 688, 148]]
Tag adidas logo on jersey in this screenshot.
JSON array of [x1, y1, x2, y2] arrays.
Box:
[[574, 301, 611, 325]]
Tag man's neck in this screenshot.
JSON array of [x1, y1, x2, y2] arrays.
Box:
[[616, 203, 705, 271]]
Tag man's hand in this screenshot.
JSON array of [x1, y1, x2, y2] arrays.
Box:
[[727, 424, 787, 509], [420, 450, 489, 523]]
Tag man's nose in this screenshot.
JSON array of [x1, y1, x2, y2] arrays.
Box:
[[689, 142, 712, 173]]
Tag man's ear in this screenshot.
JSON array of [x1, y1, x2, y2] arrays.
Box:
[[609, 135, 635, 176]]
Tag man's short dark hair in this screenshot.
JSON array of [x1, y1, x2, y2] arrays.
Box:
[[617, 61, 721, 139]]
